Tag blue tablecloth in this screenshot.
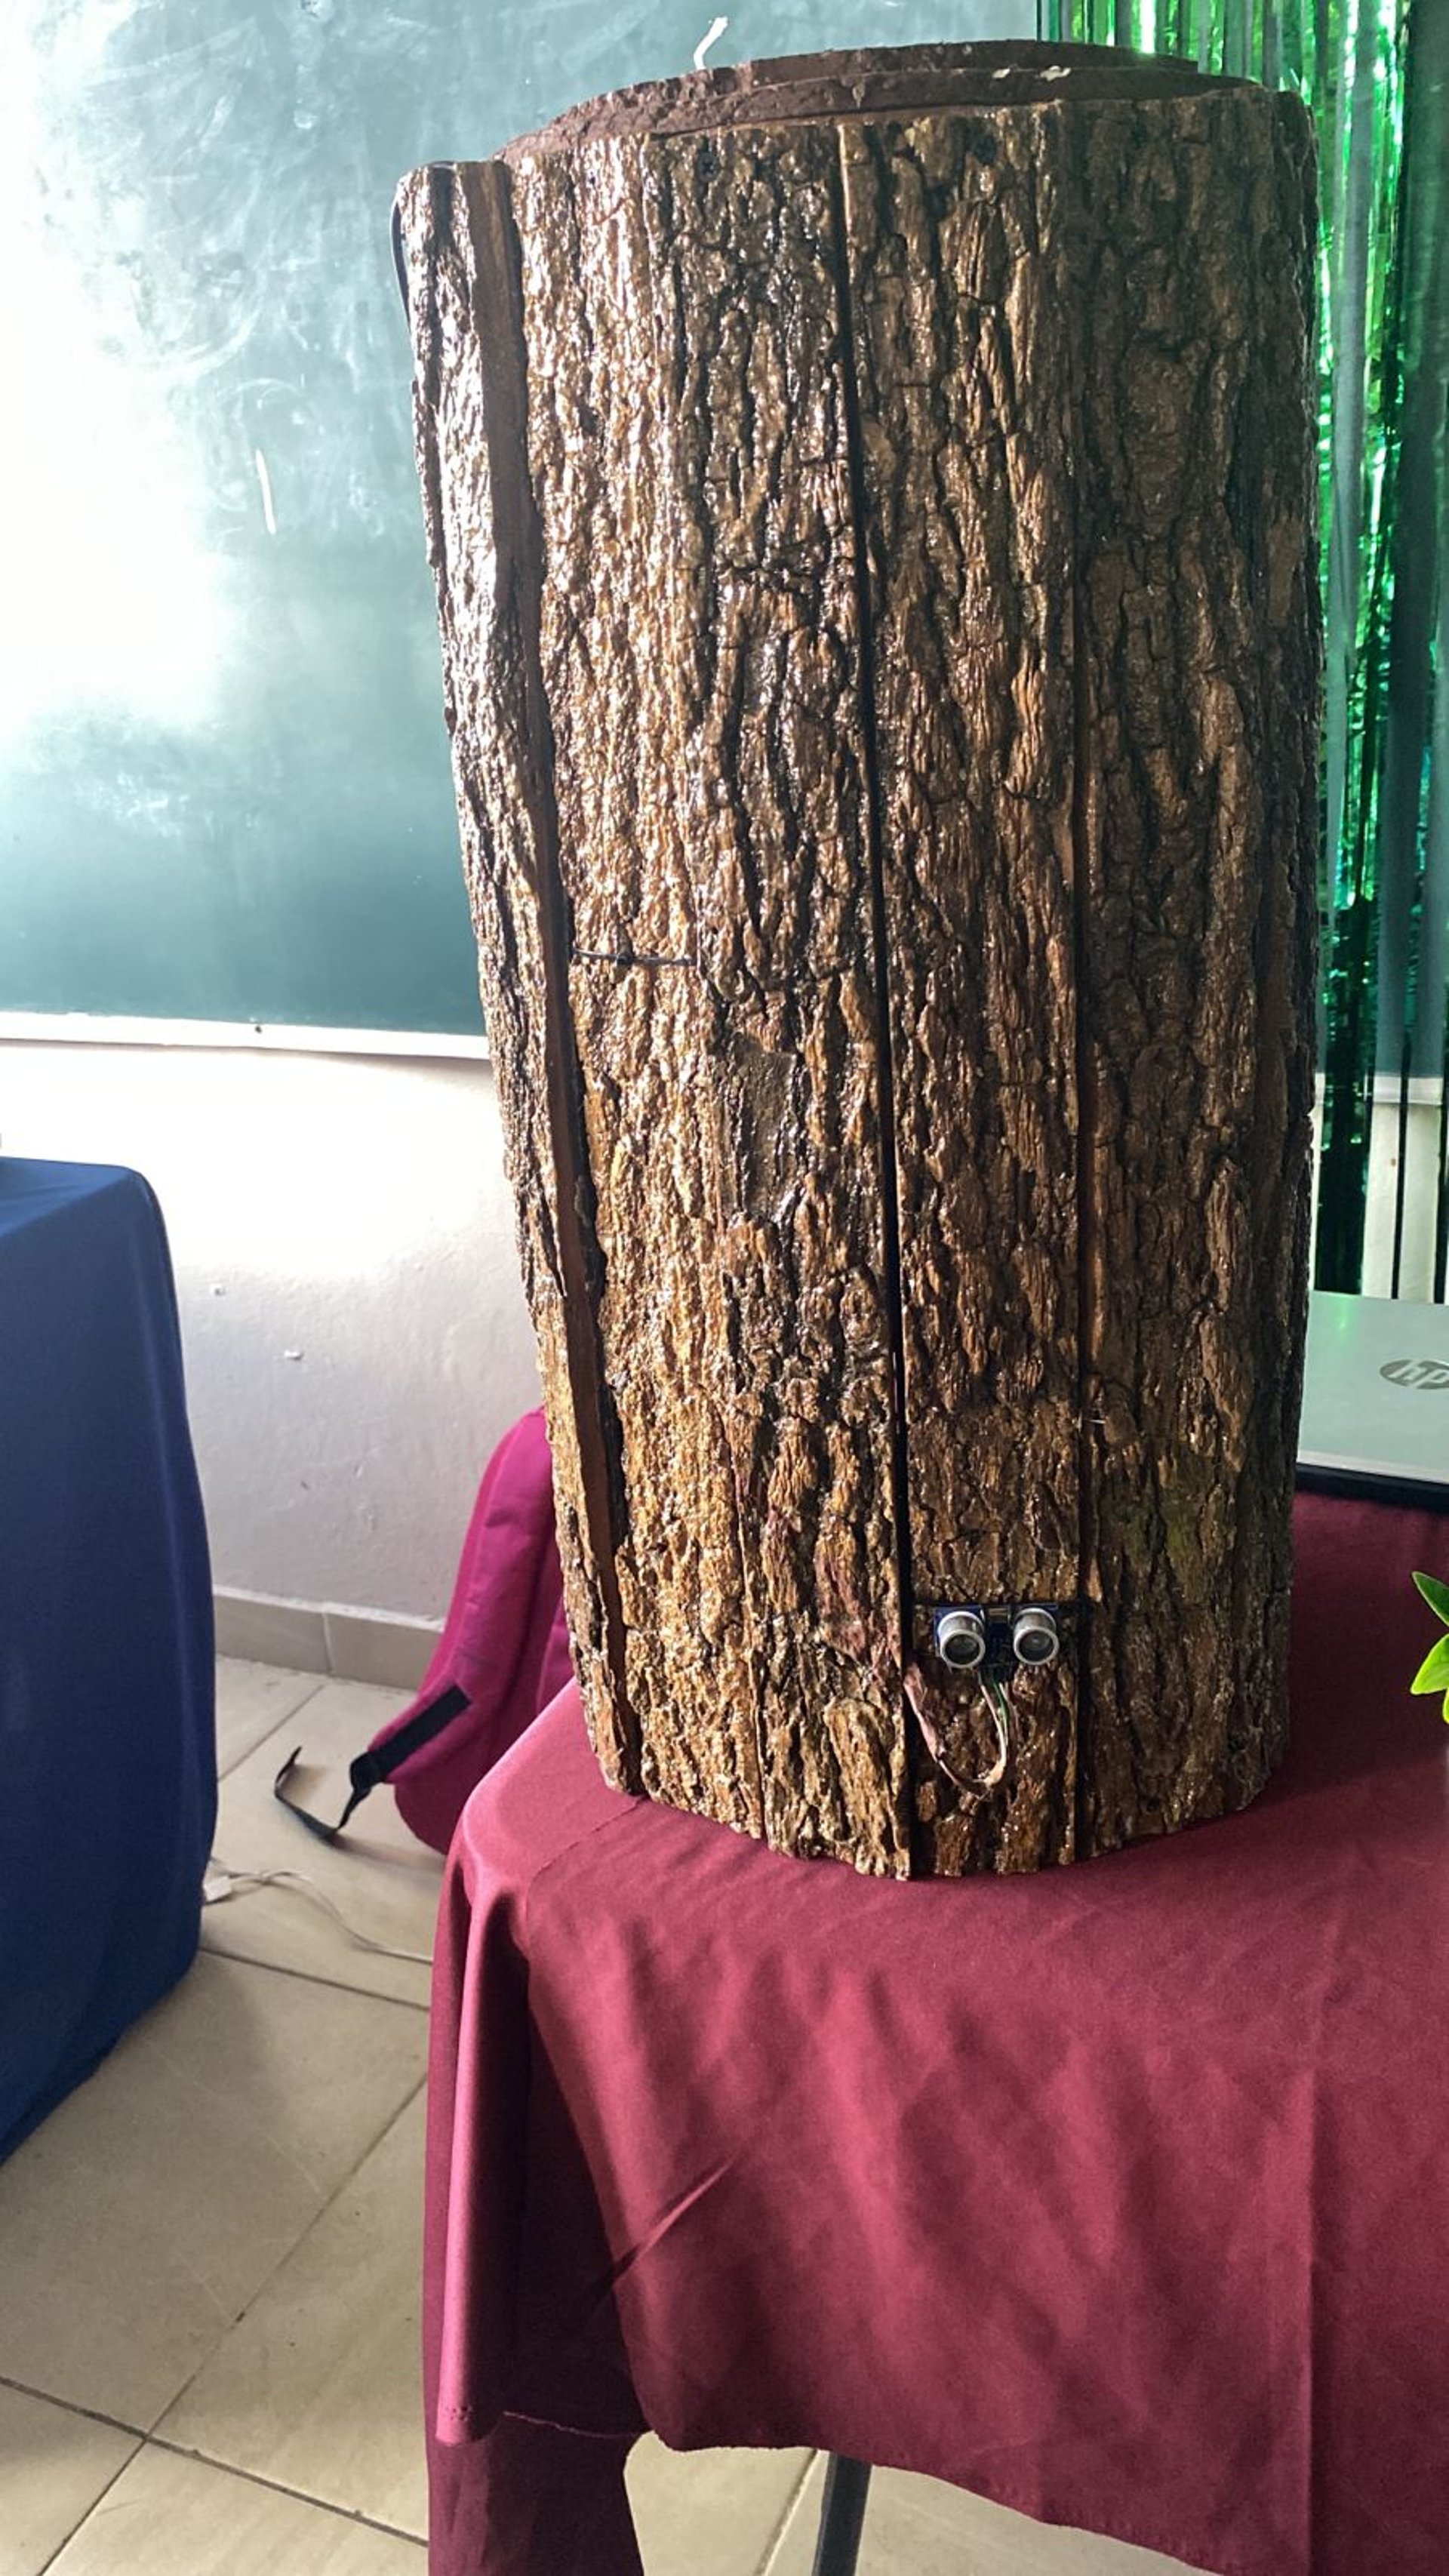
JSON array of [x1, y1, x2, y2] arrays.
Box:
[[1, 1160, 216, 2159]]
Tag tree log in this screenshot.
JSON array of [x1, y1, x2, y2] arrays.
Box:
[[398, 41, 1319, 1875]]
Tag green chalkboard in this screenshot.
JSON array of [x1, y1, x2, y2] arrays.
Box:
[[0, 0, 1026, 1032]]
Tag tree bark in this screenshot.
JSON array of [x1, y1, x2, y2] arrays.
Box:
[[398, 41, 1319, 1875]]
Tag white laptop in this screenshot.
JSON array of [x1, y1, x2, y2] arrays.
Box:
[[1298, 1291, 1449, 1504]]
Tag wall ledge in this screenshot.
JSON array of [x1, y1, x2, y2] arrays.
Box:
[[215, 1589, 442, 1694], [0, 1011, 488, 1063]]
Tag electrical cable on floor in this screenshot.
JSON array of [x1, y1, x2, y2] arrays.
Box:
[[202, 1863, 433, 1966]]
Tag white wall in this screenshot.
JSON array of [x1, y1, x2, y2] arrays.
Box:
[[8, 1038, 1438, 1629], [0, 1039, 540, 1620], [1362, 1085, 1444, 1300]]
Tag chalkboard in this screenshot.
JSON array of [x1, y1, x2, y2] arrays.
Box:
[[0, 0, 1026, 1033]]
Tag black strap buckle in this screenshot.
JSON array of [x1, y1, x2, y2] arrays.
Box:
[[271, 1684, 470, 1841], [272, 1743, 383, 1842]]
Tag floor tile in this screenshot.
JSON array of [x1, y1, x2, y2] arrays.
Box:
[[0, 1952, 427, 2430], [767, 2458, 1208, 2574], [216, 1660, 325, 1777], [202, 1680, 444, 2005], [158, 2091, 427, 2536], [0, 2382, 138, 2576], [46, 2444, 424, 2574], [626, 2437, 813, 2576]]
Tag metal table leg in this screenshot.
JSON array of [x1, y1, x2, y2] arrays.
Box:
[[811, 2454, 872, 2576]]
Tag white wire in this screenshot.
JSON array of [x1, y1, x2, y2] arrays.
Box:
[[693, 15, 728, 71], [204, 1862, 433, 1966]]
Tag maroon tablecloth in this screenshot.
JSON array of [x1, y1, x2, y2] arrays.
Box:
[[424, 1493, 1449, 2576]]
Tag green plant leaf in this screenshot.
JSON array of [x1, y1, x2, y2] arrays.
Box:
[[1413, 1571, 1449, 1625], [1410, 1636, 1449, 1694]]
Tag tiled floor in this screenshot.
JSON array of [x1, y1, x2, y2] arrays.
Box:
[[0, 1660, 1203, 2576]]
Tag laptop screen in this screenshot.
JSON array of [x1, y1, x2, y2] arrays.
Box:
[[1299, 1291, 1449, 1501]]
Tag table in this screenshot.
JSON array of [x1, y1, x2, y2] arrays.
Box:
[[0, 1160, 216, 2159], [424, 1491, 1449, 2576]]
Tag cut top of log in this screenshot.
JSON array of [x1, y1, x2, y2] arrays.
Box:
[[495, 38, 1257, 164]]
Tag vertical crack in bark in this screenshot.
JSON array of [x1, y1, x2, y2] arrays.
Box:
[[828, 129, 915, 1685], [462, 164, 639, 1777], [1067, 297, 1098, 1865], [631, 143, 771, 1839]]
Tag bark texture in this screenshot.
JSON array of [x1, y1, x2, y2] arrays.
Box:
[[398, 42, 1319, 1876], [1066, 90, 1320, 1850]]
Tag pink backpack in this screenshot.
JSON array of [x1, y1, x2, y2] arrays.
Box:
[[274, 1408, 571, 1854]]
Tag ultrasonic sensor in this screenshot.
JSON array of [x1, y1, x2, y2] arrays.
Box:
[[934, 1608, 988, 1673], [1011, 1607, 1060, 1669]]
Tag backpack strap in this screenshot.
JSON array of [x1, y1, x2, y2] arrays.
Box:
[[272, 1683, 470, 1842]]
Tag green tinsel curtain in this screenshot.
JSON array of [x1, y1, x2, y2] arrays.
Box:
[[1041, 0, 1449, 1299]]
